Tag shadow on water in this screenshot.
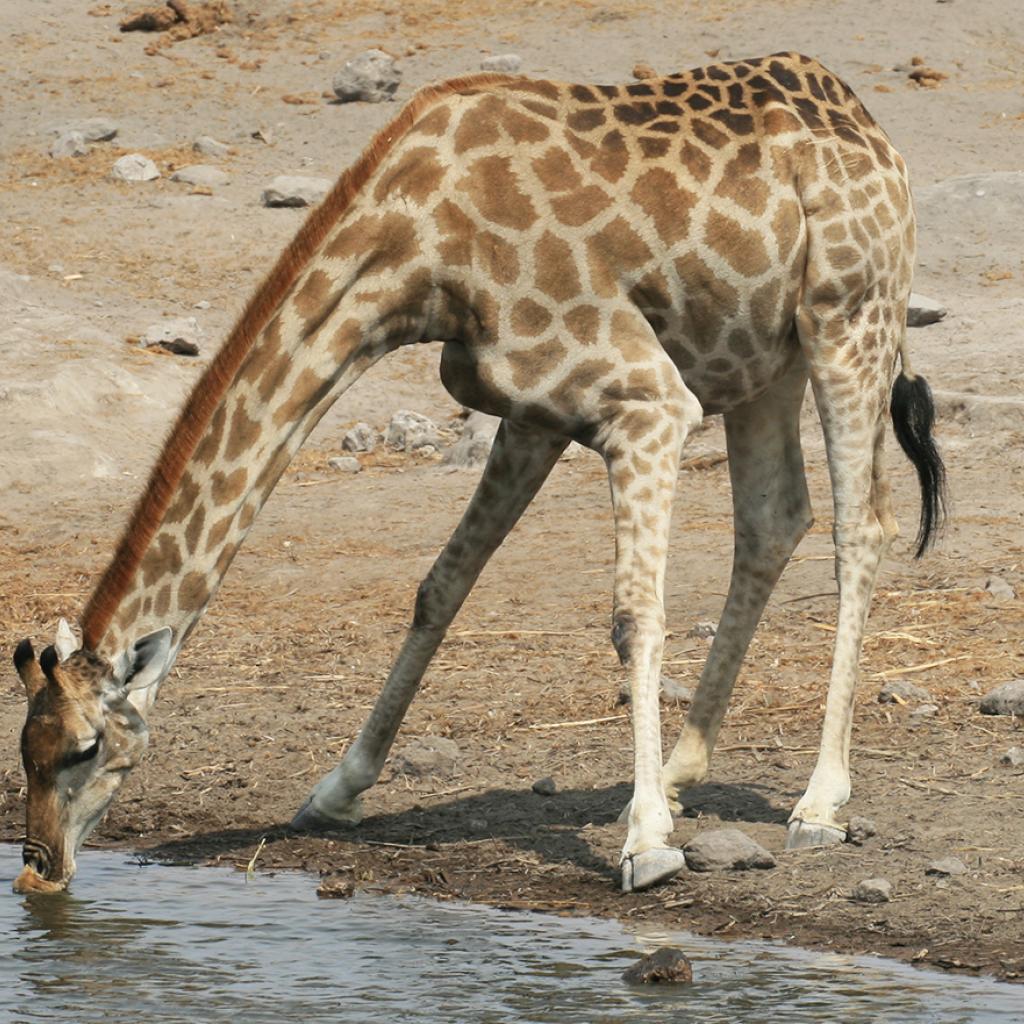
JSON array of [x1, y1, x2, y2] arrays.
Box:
[[143, 780, 787, 876]]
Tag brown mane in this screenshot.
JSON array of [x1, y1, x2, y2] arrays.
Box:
[[81, 72, 517, 652]]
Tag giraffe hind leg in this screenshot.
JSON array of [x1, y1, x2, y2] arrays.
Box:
[[291, 420, 567, 830]]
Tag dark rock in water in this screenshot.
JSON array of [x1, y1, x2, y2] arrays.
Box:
[[531, 776, 556, 796], [622, 947, 693, 985]]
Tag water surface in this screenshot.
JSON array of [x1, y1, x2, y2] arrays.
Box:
[[1, 846, 1018, 1023]]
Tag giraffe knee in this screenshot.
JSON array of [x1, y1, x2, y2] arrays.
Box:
[[412, 577, 440, 630], [611, 614, 637, 665]]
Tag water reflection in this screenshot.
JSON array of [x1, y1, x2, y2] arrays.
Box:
[[1, 846, 1018, 1024]]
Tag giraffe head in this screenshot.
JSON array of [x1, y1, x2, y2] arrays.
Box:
[[12, 621, 172, 894]]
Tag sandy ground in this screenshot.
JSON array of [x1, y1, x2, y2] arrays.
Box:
[[2, 0, 1023, 984]]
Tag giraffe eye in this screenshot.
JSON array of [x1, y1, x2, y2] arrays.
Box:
[[65, 737, 101, 767]]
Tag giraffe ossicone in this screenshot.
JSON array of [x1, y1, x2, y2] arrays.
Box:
[[13, 51, 945, 896]]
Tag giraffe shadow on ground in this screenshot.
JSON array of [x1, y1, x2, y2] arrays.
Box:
[[138, 780, 786, 882]]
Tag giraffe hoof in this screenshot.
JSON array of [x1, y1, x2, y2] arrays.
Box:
[[621, 848, 687, 893], [289, 795, 364, 832], [785, 819, 846, 851]]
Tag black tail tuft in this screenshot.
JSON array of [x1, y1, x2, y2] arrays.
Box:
[[890, 373, 947, 558]]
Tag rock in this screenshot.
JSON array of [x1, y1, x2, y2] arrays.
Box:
[[261, 175, 332, 208], [342, 422, 378, 453], [877, 679, 931, 704], [926, 856, 967, 877], [632, 62, 658, 80], [852, 878, 892, 903], [141, 317, 202, 353], [687, 621, 717, 639], [906, 292, 947, 327], [985, 576, 1017, 600], [386, 410, 439, 451], [999, 746, 1024, 767], [193, 135, 231, 158], [53, 117, 118, 142], [111, 153, 160, 182], [328, 456, 361, 473], [332, 49, 401, 103], [442, 411, 499, 468], [170, 164, 229, 188], [480, 53, 522, 73], [683, 828, 776, 872], [622, 948, 693, 985], [617, 675, 695, 705], [909, 703, 940, 723], [392, 736, 460, 777], [49, 130, 88, 158], [532, 776, 556, 796], [847, 816, 878, 845], [979, 679, 1024, 716]]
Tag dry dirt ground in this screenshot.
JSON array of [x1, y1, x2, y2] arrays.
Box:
[[2, 0, 1024, 985]]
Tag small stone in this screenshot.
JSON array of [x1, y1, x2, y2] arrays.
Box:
[[332, 49, 401, 103], [261, 175, 332, 208], [480, 53, 522, 73], [171, 164, 229, 188], [980, 679, 1024, 716], [111, 153, 160, 182], [906, 292, 947, 327], [683, 828, 775, 872], [632, 62, 658, 80], [985, 576, 1017, 600], [852, 878, 892, 903], [54, 117, 118, 142], [193, 135, 231, 158], [442, 411, 499, 468], [617, 675, 695, 705], [622, 948, 693, 985], [342, 423, 378, 453], [909, 702, 940, 722], [877, 679, 931, 704], [926, 856, 967, 877], [49, 130, 88, 158], [999, 746, 1024, 767], [142, 317, 202, 353], [687, 621, 717, 640], [847, 816, 878, 845], [532, 776, 557, 796], [393, 736, 460, 777], [387, 410, 439, 451], [328, 456, 361, 474], [194, 300, 211, 310]]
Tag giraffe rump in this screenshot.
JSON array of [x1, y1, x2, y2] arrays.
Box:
[[890, 372, 947, 557]]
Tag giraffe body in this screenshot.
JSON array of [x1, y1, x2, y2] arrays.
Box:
[[13, 53, 944, 895]]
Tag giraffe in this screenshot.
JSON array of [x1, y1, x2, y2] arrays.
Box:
[[13, 52, 945, 896]]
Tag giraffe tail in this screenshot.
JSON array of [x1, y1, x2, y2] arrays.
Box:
[[889, 346, 947, 558]]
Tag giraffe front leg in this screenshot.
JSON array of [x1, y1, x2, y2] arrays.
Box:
[[597, 386, 701, 893], [291, 421, 568, 831]]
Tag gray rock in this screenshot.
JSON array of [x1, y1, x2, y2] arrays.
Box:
[[622, 948, 693, 985], [847, 816, 878, 845], [442, 411, 499, 468], [683, 828, 776, 872], [387, 410, 439, 451], [261, 175, 332, 208], [53, 117, 118, 142], [999, 746, 1024, 767], [171, 164, 229, 188], [328, 456, 361, 473], [342, 422, 378, 453], [532, 776, 556, 796], [980, 679, 1024, 716], [49, 130, 88, 158], [906, 292, 947, 327], [111, 153, 160, 182], [480, 53, 523, 73], [878, 679, 931, 704], [141, 317, 202, 352], [193, 135, 231, 158], [909, 702, 940, 723], [852, 878, 892, 903], [393, 736, 460, 777], [687, 621, 717, 640], [926, 856, 967, 877], [332, 49, 401, 103], [617, 675, 695, 705], [985, 576, 1017, 600]]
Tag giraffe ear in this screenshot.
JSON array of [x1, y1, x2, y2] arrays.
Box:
[[113, 628, 174, 696], [14, 639, 46, 702], [54, 618, 78, 662]]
